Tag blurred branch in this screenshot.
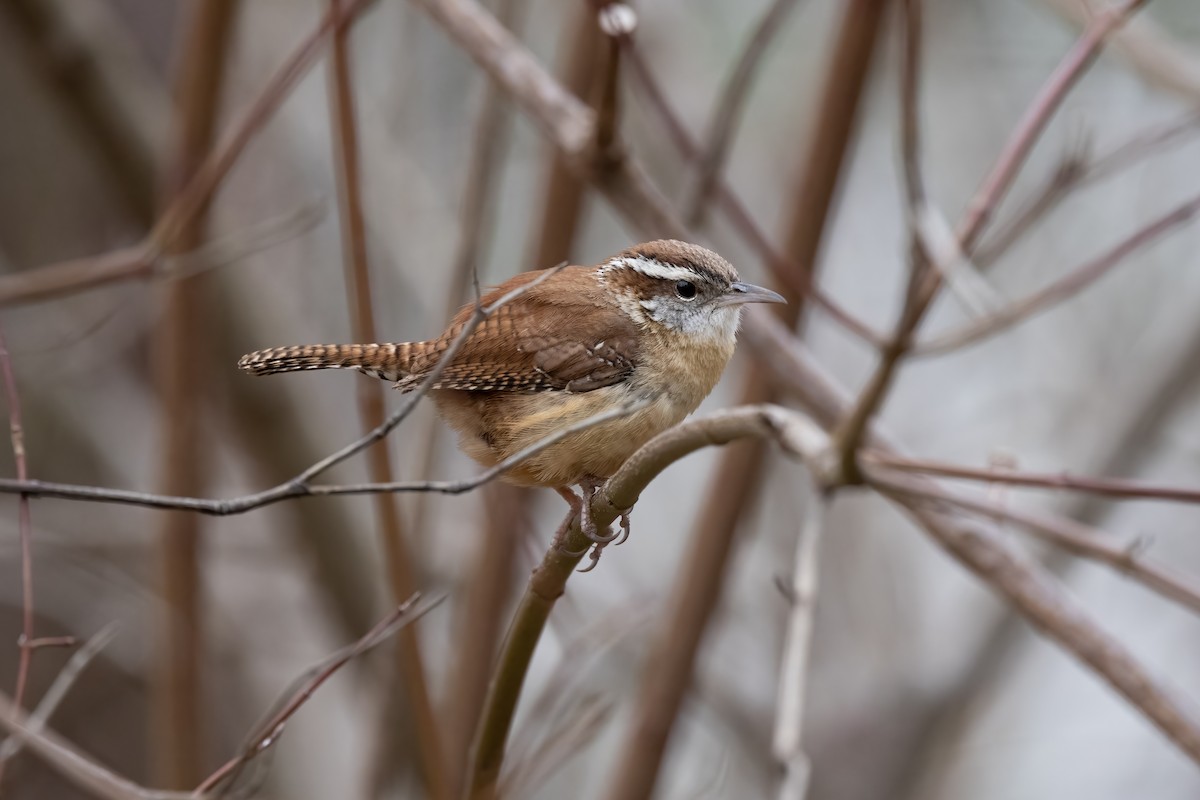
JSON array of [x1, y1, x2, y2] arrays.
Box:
[[0, 691, 191, 800], [914, 190, 1200, 356], [0, 325, 35, 791], [868, 471, 1200, 616], [0, 400, 643, 513], [900, 502, 1200, 762], [866, 452, 1200, 504], [973, 111, 1200, 267], [1, 0, 164, 222], [610, 4, 894, 791], [527, 5, 603, 270], [1045, 0, 1200, 103], [0, 0, 380, 310], [684, 0, 806, 225], [744, 314, 1200, 770], [470, 405, 832, 800], [0, 600, 436, 800], [622, 30, 888, 346], [772, 486, 829, 800], [831, 0, 1150, 482], [0, 624, 119, 764], [153, 1, 239, 787], [592, 3, 633, 164], [323, 2, 449, 795], [410, 0, 528, 546], [195, 594, 441, 795]]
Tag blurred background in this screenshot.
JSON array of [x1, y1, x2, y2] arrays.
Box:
[[1, 0, 1200, 797]]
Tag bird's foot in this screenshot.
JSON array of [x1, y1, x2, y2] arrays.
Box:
[[576, 477, 619, 546]]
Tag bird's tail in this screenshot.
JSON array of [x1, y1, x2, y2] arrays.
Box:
[[237, 342, 420, 382]]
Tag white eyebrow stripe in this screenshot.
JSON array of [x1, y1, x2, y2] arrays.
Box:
[[604, 256, 701, 283]]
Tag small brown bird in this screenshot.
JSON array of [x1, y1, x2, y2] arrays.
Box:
[[238, 240, 784, 555]]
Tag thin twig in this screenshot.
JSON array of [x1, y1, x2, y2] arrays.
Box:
[[621, 32, 887, 347], [0, 624, 119, 764], [0, 323, 33, 793], [913, 190, 1200, 356], [831, 0, 1150, 481], [900, 502, 1200, 763], [467, 404, 831, 800], [771, 485, 829, 800], [865, 452, 1200, 504], [194, 594, 442, 795], [0, 690, 191, 800], [0, 398, 644, 513], [868, 470, 1200, 616], [0, 265, 568, 516], [684, 0, 806, 225], [323, 1, 449, 794], [0, 0, 380, 310]]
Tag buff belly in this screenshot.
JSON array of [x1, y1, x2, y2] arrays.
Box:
[[432, 385, 691, 487]]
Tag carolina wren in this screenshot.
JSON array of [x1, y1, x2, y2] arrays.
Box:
[[238, 240, 784, 556]]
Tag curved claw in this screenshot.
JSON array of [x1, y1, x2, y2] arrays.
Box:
[[576, 545, 602, 573], [613, 510, 633, 546]]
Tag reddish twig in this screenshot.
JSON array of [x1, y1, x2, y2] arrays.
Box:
[[622, 40, 887, 347], [324, 2, 449, 795], [868, 471, 1200, 616], [973, 111, 1200, 267], [195, 594, 442, 795], [684, 0, 807, 225], [0, 0, 380, 310], [865, 452, 1200, 504], [831, 0, 1150, 481], [914, 189, 1200, 356]]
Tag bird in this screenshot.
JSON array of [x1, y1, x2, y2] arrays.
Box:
[[238, 239, 785, 564]]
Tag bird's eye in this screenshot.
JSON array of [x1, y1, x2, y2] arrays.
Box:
[[675, 280, 697, 300]]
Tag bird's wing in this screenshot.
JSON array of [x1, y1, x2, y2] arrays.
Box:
[[400, 274, 641, 394]]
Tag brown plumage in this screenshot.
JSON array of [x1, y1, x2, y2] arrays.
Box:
[[238, 240, 784, 490]]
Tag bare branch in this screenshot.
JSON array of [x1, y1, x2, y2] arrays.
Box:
[[684, 0, 806, 225], [831, 0, 1150, 481], [914, 191, 1200, 357], [0, 321, 35, 791], [899, 501, 1200, 762], [195, 594, 442, 795], [0, 0, 380, 310], [470, 405, 832, 800], [771, 485, 829, 800], [0, 624, 119, 764], [870, 470, 1200, 616], [865, 452, 1200, 504]]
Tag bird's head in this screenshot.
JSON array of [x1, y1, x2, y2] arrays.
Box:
[[597, 239, 786, 345]]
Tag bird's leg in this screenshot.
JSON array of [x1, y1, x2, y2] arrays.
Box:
[[553, 486, 591, 557], [577, 476, 620, 545]]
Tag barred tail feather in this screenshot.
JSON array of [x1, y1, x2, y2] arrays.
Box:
[[237, 342, 416, 382]]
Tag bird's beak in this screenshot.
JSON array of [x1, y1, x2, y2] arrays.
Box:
[[715, 281, 787, 308]]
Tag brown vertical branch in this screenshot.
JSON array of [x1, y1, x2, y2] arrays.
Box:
[[153, 0, 238, 789], [2, 0, 160, 224], [446, 483, 528, 796], [409, 0, 527, 548], [324, 3, 450, 797], [527, 5, 602, 269], [609, 5, 892, 789], [600, 5, 891, 797]]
